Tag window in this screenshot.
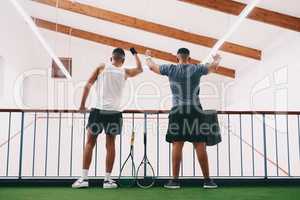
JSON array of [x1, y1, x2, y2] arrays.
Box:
[[51, 57, 72, 78]]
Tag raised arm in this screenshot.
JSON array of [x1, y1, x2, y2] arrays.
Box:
[[207, 54, 222, 74], [125, 48, 143, 78], [79, 64, 104, 111], [145, 50, 161, 74]]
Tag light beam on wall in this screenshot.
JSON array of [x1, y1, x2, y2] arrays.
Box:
[[202, 0, 261, 64], [8, 0, 72, 79]]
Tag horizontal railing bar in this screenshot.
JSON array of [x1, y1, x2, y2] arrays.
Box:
[[0, 109, 167, 114], [0, 109, 300, 115], [3, 176, 297, 179]]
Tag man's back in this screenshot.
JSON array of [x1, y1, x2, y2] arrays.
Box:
[[159, 63, 209, 107], [95, 64, 126, 112]]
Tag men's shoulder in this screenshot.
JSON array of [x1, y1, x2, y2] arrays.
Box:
[[101, 62, 107, 67], [96, 63, 106, 75], [168, 64, 177, 69], [194, 63, 209, 76], [97, 63, 105, 69], [166, 64, 179, 74], [159, 63, 174, 76], [190, 64, 198, 68]]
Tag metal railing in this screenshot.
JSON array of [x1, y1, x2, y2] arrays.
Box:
[[0, 109, 300, 179]]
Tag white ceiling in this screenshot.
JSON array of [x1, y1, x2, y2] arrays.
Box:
[[4, 0, 300, 81]]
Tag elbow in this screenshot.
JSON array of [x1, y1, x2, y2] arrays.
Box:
[[138, 67, 143, 73], [208, 66, 217, 73], [135, 65, 143, 75], [84, 83, 91, 91], [149, 66, 154, 72]]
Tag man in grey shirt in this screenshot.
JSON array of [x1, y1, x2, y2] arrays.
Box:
[[146, 48, 221, 189]]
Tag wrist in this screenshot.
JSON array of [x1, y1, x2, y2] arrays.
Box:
[[130, 47, 137, 55], [146, 55, 152, 61]]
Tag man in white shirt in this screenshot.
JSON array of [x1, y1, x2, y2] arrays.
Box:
[[72, 48, 143, 189]]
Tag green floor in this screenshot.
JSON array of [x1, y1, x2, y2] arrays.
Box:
[[0, 186, 299, 200]]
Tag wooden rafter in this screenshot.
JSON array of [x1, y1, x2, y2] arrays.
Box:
[[31, 0, 261, 60], [33, 17, 236, 78], [179, 0, 300, 32]]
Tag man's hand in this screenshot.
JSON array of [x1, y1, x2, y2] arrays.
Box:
[[79, 105, 88, 113], [212, 54, 221, 64], [130, 47, 137, 55], [145, 50, 152, 57], [207, 54, 222, 74], [145, 49, 160, 74]]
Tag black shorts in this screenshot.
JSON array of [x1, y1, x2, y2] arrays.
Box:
[[166, 105, 221, 145], [87, 108, 123, 136]]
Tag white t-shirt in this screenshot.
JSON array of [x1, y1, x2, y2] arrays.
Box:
[[95, 65, 126, 112]]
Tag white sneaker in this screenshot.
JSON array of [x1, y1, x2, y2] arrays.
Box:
[[72, 178, 89, 188], [103, 179, 118, 189]]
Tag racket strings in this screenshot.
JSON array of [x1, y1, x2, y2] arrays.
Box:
[[119, 153, 136, 187], [136, 158, 155, 189]]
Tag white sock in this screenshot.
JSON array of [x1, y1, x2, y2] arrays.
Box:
[[81, 169, 89, 180], [105, 172, 111, 181]]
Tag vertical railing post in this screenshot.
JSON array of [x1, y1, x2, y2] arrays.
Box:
[[119, 112, 125, 174], [132, 113, 135, 165], [251, 114, 255, 176], [181, 158, 184, 177], [274, 115, 279, 176], [83, 113, 86, 153], [132, 113, 135, 176], [18, 112, 25, 179], [70, 112, 74, 177], [193, 147, 196, 177], [227, 114, 231, 176], [6, 112, 12, 177], [298, 115, 300, 162], [32, 112, 37, 177], [262, 114, 268, 179], [216, 144, 219, 177], [239, 114, 243, 177], [144, 113, 147, 177], [168, 144, 171, 177], [216, 115, 220, 177], [57, 112, 62, 176], [44, 112, 49, 176], [286, 115, 291, 176], [95, 140, 97, 177], [156, 113, 159, 177]]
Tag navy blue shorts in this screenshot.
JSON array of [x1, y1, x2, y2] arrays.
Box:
[[87, 108, 123, 136], [166, 105, 221, 145]]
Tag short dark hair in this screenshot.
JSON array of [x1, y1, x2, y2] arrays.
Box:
[[177, 48, 190, 56], [112, 48, 125, 60]]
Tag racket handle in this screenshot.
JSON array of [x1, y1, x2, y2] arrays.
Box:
[[130, 131, 135, 146]]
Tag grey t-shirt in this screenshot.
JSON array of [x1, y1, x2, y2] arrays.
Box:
[[160, 63, 209, 107]]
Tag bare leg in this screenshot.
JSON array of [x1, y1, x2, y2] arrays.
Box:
[[172, 142, 185, 178], [194, 142, 209, 179], [83, 129, 98, 170], [105, 134, 116, 173]]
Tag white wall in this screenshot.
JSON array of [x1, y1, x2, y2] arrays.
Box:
[[0, 0, 226, 111], [226, 31, 300, 111], [3, 28, 225, 110]]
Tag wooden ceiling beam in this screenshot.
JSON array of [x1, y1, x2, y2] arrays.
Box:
[[179, 0, 300, 32], [31, 0, 261, 60], [33, 17, 236, 78]]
